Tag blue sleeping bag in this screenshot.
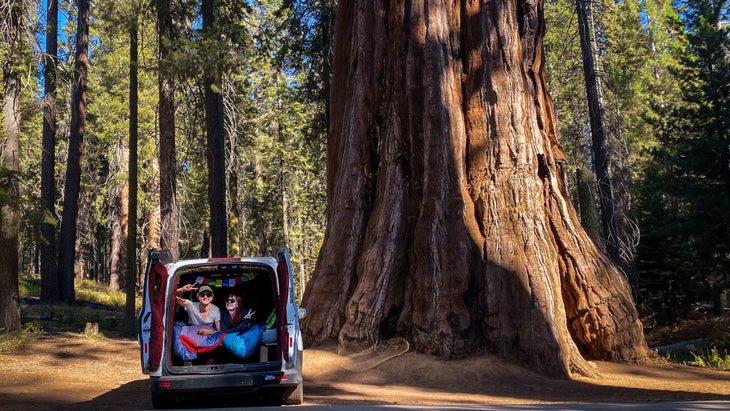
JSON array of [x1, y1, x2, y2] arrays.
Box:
[[222, 322, 265, 360]]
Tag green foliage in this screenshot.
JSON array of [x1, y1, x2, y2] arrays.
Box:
[[691, 347, 730, 370], [0, 323, 43, 353], [13, 0, 322, 297], [74, 278, 128, 308], [16, 276, 135, 341], [18, 275, 40, 298], [636, 0, 730, 321]]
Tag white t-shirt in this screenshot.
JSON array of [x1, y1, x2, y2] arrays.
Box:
[[182, 299, 221, 327]]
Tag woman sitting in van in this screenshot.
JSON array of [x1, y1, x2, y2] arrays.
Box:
[[220, 292, 255, 333], [175, 284, 221, 335], [219, 292, 266, 361]]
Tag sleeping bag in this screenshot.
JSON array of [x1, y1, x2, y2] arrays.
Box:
[[172, 322, 226, 361], [222, 322, 265, 360]]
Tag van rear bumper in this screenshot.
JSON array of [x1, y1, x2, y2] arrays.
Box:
[[151, 370, 301, 393]]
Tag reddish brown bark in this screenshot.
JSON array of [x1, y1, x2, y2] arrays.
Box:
[[301, 0, 648, 378]]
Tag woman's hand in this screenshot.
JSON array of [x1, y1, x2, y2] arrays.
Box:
[[177, 283, 197, 294], [244, 309, 256, 320], [197, 328, 215, 335]]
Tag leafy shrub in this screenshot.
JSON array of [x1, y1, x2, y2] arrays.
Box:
[[691, 347, 730, 370]]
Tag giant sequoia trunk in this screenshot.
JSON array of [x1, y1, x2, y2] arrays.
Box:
[[301, 0, 648, 378]]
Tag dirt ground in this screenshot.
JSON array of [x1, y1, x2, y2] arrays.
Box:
[[0, 332, 729, 411]]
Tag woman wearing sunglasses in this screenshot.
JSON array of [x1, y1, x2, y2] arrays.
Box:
[[175, 284, 221, 335], [220, 293, 256, 334]]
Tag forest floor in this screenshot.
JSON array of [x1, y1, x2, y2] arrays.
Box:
[[0, 324, 729, 411]]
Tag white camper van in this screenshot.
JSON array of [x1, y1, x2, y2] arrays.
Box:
[[138, 247, 304, 408]]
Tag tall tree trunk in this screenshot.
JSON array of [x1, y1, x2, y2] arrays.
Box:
[[58, 0, 90, 304], [316, 0, 336, 135], [227, 142, 240, 256], [575, 0, 621, 266], [41, 0, 60, 303], [110, 142, 128, 291], [125, 20, 139, 336], [157, 0, 179, 260], [0, 0, 23, 332], [202, 0, 228, 258], [301, 0, 648, 378]]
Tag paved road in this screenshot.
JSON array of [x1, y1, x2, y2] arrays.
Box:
[[175, 401, 730, 411]]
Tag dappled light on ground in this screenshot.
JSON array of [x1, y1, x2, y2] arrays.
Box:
[[0, 335, 728, 410]]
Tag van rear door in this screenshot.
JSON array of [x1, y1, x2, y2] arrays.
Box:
[[138, 250, 172, 376], [273, 247, 302, 366]]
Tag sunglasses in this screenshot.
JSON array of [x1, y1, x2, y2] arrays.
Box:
[[198, 292, 212, 298], [225, 298, 237, 303]]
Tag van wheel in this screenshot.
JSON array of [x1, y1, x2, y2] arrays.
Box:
[[151, 392, 175, 409], [282, 382, 303, 405]]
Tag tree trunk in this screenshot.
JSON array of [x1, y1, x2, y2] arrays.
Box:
[[58, 0, 90, 304], [41, 0, 60, 303], [125, 19, 139, 336], [0, 0, 23, 332], [202, 0, 228, 258], [110, 142, 128, 292], [575, 0, 621, 266], [301, 0, 648, 378], [157, 0, 180, 260]]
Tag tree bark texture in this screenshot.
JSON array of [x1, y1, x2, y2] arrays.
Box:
[[125, 22, 139, 336], [58, 0, 90, 304], [157, 0, 180, 260], [0, 0, 23, 331], [301, 0, 648, 378], [41, 0, 60, 303], [202, 0, 228, 258]]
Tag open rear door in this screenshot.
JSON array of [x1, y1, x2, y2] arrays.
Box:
[[273, 247, 301, 366], [139, 250, 172, 376]]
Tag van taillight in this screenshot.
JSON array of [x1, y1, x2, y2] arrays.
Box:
[[159, 381, 172, 387]]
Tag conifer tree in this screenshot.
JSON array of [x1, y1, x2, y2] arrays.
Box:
[[0, 0, 26, 331], [637, 0, 730, 317], [57, 0, 90, 303], [40, 0, 60, 303]]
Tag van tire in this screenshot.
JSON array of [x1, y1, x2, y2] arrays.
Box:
[[151, 392, 175, 409], [281, 382, 303, 405]]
